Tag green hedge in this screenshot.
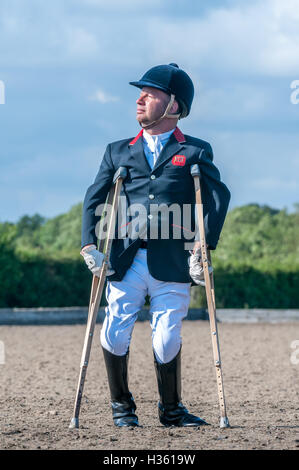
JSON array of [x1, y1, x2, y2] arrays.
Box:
[[0, 248, 105, 308], [190, 265, 299, 309], [0, 203, 298, 308], [1, 252, 298, 308]]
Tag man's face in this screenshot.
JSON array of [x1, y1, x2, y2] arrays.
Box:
[[136, 86, 169, 126]]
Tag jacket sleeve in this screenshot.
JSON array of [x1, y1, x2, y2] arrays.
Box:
[[198, 146, 231, 250], [81, 144, 115, 249]]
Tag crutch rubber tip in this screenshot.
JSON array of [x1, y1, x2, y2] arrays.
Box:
[[219, 416, 230, 428], [69, 417, 79, 429]]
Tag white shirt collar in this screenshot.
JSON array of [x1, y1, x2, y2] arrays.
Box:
[[143, 128, 175, 148]]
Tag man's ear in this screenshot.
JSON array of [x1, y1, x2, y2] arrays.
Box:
[[170, 100, 179, 115]]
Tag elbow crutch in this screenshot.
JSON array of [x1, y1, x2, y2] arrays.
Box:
[[190, 163, 230, 429], [69, 166, 127, 429]]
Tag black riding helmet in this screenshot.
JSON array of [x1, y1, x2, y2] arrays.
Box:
[[129, 63, 194, 118]]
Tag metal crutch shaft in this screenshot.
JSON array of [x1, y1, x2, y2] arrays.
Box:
[[190, 163, 230, 429], [69, 166, 127, 429]]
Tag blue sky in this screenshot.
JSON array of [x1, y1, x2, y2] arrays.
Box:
[[0, 0, 298, 222]]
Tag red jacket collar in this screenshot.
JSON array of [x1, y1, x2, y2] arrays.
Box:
[[129, 129, 143, 146], [129, 127, 186, 146], [173, 127, 186, 143]]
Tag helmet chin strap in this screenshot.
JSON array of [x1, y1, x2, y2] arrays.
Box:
[[141, 94, 181, 130]]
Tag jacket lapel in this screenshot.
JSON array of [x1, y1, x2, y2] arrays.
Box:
[[127, 127, 186, 174], [152, 127, 186, 173], [127, 130, 152, 174]]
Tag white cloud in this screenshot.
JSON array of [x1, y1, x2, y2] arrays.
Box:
[[204, 130, 299, 211], [1, 0, 299, 220], [89, 88, 119, 103], [191, 82, 274, 122], [252, 177, 298, 191], [1, 0, 298, 74], [65, 27, 99, 59], [0, 145, 106, 221], [80, 0, 161, 8], [148, 0, 299, 77]]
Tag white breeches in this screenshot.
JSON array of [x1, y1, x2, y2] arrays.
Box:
[[100, 248, 191, 364]]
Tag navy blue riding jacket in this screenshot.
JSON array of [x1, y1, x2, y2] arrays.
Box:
[[81, 127, 230, 284]]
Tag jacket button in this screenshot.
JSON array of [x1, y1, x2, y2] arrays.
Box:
[[150, 175, 156, 180], [149, 194, 155, 200]]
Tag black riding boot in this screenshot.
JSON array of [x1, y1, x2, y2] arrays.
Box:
[[153, 348, 208, 427], [102, 347, 139, 427]]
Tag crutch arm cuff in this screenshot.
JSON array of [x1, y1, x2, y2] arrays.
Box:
[[190, 163, 201, 177], [113, 166, 128, 184]]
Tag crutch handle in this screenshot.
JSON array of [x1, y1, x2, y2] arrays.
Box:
[[113, 166, 127, 183], [190, 163, 201, 178]]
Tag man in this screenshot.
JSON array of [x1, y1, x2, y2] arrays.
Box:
[[81, 63, 230, 428]]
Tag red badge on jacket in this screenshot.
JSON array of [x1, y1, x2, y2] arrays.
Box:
[[172, 155, 186, 166]]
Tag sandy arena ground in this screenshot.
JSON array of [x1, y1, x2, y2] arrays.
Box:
[[0, 321, 299, 450]]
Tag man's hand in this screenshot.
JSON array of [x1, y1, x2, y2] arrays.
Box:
[[188, 244, 213, 286], [81, 244, 115, 277]]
